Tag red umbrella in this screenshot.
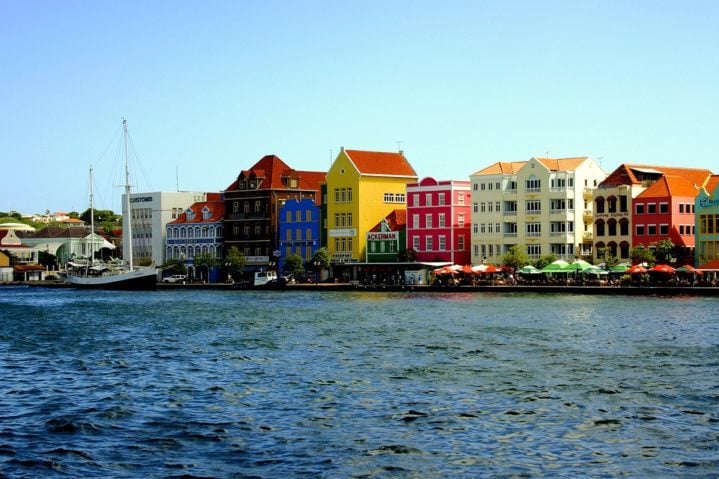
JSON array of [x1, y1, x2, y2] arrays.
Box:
[[481, 264, 503, 274], [461, 264, 474, 274], [650, 264, 676, 274], [627, 264, 647, 274]]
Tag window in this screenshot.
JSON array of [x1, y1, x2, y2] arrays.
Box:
[[636, 224, 645, 236], [412, 214, 420, 229], [425, 236, 433, 251], [659, 203, 669, 214], [295, 211, 301, 222], [527, 244, 541, 258], [526, 222, 541, 236], [660, 224, 669, 235], [480, 202, 486, 213], [254, 200, 262, 213], [635, 203, 645, 215], [286, 211, 292, 222], [526, 177, 541, 192], [296, 229, 303, 241], [306, 210, 312, 222], [495, 201, 501, 212], [413, 194, 419, 206], [425, 214, 432, 229], [438, 213, 446, 227], [473, 202, 479, 213], [458, 214, 465, 227], [334, 213, 340, 227], [438, 193, 446, 206], [647, 203, 657, 214], [504, 222, 518, 236], [526, 200, 541, 214], [458, 194, 465, 206], [233, 202, 240, 214], [347, 213, 353, 227], [647, 224, 657, 235], [458, 235, 465, 250], [425, 193, 432, 206], [439, 236, 446, 250], [413, 236, 420, 250], [473, 224, 478, 234]]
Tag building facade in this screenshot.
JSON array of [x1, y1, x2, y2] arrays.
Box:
[[593, 165, 712, 263], [278, 197, 321, 272], [471, 157, 606, 265], [406, 177, 471, 265], [325, 148, 417, 266], [165, 193, 225, 282], [696, 175, 719, 268], [122, 191, 208, 268], [223, 155, 324, 272], [365, 209, 406, 263]]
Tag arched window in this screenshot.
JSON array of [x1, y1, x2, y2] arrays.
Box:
[[619, 241, 630, 259], [595, 219, 605, 236], [595, 197, 605, 214], [607, 219, 617, 236]]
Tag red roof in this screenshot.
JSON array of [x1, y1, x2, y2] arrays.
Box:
[[225, 155, 326, 192], [600, 164, 712, 188], [698, 258, 719, 270], [636, 175, 700, 199], [369, 209, 407, 232], [344, 149, 417, 177], [168, 197, 225, 225]]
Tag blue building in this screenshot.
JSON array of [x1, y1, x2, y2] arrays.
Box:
[[278, 198, 321, 273]]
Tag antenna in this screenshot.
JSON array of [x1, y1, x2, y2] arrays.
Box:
[[396, 140, 402, 152]]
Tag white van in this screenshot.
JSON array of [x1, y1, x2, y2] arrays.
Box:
[[253, 270, 278, 287]]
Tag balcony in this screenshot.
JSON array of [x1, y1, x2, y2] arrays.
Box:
[[583, 187, 593, 199], [582, 231, 593, 242], [332, 252, 356, 263]]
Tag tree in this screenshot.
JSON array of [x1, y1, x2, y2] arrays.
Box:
[[161, 258, 187, 276], [653, 239, 676, 265], [194, 252, 219, 282], [597, 247, 620, 270], [397, 248, 417, 262], [534, 253, 557, 270], [283, 253, 305, 279], [501, 244, 530, 271], [223, 246, 246, 282], [630, 244, 654, 266], [309, 247, 330, 269]]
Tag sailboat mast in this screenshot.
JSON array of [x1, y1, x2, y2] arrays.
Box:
[[89, 164, 95, 265], [123, 118, 134, 271]]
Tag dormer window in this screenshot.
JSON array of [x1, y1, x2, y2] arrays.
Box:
[[186, 208, 195, 221], [202, 206, 211, 221]]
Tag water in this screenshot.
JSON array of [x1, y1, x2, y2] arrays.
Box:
[[0, 286, 717, 478]]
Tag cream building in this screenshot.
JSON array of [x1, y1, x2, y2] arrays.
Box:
[[470, 157, 606, 265], [122, 191, 208, 267]]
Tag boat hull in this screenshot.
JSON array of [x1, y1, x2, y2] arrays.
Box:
[[67, 268, 157, 290]]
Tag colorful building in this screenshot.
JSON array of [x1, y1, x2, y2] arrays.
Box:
[[593, 165, 712, 263], [365, 209, 406, 263], [165, 193, 225, 282], [696, 175, 719, 268], [278, 197, 321, 272], [471, 156, 606, 265], [406, 177, 471, 265], [632, 175, 702, 264], [223, 155, 325, 272], [325, 148, 417, 269]]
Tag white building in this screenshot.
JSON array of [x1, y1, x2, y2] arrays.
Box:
[[122, 191, 209, 267], [470, 157, 606, 264]]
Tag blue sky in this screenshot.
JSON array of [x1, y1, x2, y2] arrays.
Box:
[[2, 0, 717, 215]]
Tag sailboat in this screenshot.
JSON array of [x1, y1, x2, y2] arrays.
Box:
[[67, 120, 158, 290]]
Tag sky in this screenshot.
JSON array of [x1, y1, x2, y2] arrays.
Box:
[[2, 0, 718, 215]]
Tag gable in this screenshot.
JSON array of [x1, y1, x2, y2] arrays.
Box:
[[343, 149, 417, 178]]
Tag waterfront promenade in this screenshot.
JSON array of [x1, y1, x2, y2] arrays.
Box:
[[10, 280, 719, 296]]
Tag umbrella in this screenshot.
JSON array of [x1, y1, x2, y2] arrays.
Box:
[[480, 264, 503, 274], [627, 264, 648, 274], [676, 264, 701, 274], [609, 263, 630, 273], [650, 264, 675, 274], [584, 266, 608, 275], [518, 265, 541, 274], [461, 264, 474, 274], [566, 259, 593, 272], [540, 260, 569, 273]]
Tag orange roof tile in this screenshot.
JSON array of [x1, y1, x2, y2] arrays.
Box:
[[637, 175, 700, 199], [369, 209, 407, 232], [225, 155, 326, 192], [344, 149, 417, 177], [168, 198, 224, 225], [702, 175, 719, 195], [535, 157, 588, 171], [600, 164, 712, 188], [472, 161, 526, 176]]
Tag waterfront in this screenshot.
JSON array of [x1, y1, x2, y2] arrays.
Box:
[[0, 286, 717, 478]]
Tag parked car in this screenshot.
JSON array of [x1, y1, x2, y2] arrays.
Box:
[[163, 274, 187, 283]]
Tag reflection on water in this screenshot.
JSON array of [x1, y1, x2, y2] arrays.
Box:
[[1, 286, 717, 478]]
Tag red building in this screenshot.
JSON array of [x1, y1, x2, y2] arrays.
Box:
[[406, 177, 471, 265], [632, 175, 703, 264]]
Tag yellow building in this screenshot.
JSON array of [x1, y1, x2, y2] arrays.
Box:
[[325, 148, 417, 265]]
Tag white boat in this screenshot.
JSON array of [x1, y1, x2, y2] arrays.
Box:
[[67, 120, 157, 290]]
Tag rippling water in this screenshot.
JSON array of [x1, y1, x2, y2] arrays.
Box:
[[0, 286, 717, 478]]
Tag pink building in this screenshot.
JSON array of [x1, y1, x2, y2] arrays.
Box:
[[406, 177, 472, 264]]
